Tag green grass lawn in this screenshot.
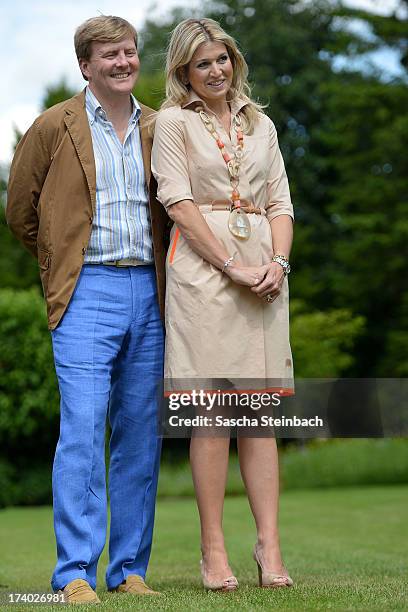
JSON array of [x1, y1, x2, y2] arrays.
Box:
[[0, 486, 407, 610]]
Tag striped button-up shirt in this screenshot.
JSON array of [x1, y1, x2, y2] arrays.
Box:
[[84, 87, 153, 263]]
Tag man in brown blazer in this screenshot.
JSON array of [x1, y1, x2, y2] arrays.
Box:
[[7, 16, 167, 603]]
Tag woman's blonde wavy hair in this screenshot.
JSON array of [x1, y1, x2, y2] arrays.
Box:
[[160, 18, 265, 133]]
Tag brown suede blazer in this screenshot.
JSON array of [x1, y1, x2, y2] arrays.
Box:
[[6, 90, 168, 329]]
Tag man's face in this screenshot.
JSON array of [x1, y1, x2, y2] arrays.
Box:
[[79, 37, 140, 101]]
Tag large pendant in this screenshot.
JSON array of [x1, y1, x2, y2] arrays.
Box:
[[228, 207, 251, 240]]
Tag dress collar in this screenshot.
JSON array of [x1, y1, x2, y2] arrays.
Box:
[[181, 90, 249, 116]]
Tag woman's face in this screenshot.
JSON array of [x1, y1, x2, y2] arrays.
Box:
[[186, 41, 233, 106]]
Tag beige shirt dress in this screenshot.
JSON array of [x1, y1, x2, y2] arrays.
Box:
[[152, 92, 294, 392]]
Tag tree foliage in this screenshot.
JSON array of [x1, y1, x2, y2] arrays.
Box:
[[41, 78, 76, 110]]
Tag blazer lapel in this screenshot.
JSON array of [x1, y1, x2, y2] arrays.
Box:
[[64, 91, 96, 213], [139, 105, 154, 186]]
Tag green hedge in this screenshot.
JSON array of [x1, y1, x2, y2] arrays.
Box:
[[159, 439, 408, 498], [280, 438, 408, 489], [0, 288, 59, 441], [0, 460, 52, 507], [0, 288, 59, 508], [1, 439, 407, 506]]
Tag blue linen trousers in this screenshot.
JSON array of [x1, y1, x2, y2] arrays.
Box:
[[50, 264, 164, 591]]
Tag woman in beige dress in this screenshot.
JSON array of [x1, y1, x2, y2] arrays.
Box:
[[152, 18, 294, 591]]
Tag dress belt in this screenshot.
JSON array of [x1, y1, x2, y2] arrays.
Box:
[[198, 199, 266, 215], [86, 258, 153, 267]]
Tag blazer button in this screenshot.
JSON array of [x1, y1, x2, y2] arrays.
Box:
[[89, 217, 93, 224], [82, 247, 86, 255]]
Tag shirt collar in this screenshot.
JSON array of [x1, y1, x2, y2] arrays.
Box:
[[85, 86, 141, 125], [181, 89, 249, 116]]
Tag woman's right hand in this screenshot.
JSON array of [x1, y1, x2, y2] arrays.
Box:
[[225, 265, 263, 287]]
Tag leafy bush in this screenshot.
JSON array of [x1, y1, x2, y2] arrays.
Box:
[[0, 288, 60, 441], [0, 461, 52, 508], [290, 300, 366, 377], [0, 459, 17, 507], [0, 206, 40, 291]]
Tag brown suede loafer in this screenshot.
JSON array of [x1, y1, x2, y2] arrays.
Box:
[[59, 578, 100, 604], [112, 574, 161, 595]]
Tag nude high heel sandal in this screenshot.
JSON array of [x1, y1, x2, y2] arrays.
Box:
[[253, 544, 293, 588], [200, 559, 238, 592]]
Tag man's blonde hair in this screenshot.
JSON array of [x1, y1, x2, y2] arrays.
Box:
[[75, 16, 137, 80], [161, 18, 264, 132]]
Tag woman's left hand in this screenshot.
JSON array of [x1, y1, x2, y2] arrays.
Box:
[[250, 262, 285, 302]]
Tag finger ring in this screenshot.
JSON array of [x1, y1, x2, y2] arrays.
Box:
[[266, 293, 274, 302]]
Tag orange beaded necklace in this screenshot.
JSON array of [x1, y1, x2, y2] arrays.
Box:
[[198, 108, 251, 240]]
